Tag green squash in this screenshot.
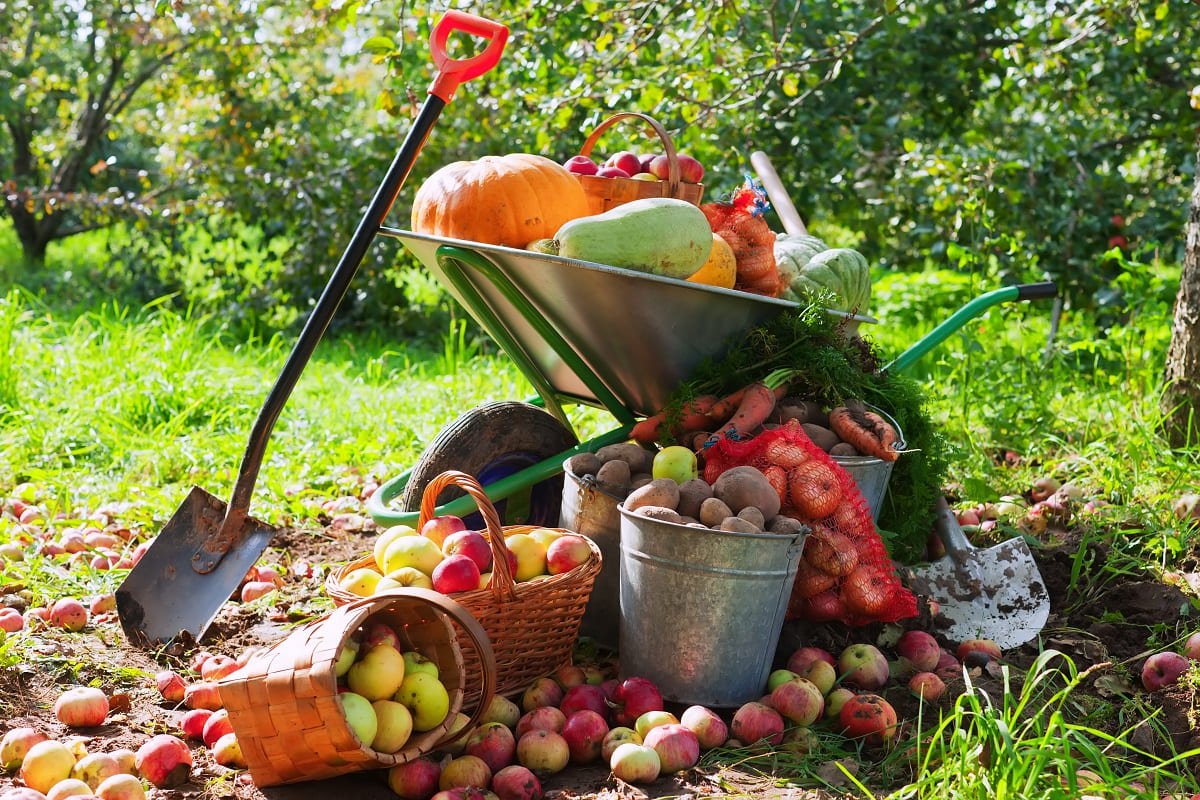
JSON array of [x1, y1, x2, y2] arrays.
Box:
[[775, 233, 829, 302], [788, 247, 871, 314]]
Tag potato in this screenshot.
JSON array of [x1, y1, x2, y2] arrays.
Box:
[[829, 443, 860, 457], [736, 506, 766, 530], [565, 452, 603, 477], [686, 522, 710, 530], [719, 516, 761, 534], [635, 506, 685, 525], [625, 478, 681, 512], [777, 398, 828, 427], [595, 459, 631, 495], [767, 515, 809, 535], [677, 479, 714, 520], [698, 497, 734, 528], [596, 443, 654, 475], [712, 466, 781, 519], [630, 473, 654, 490], [801, 423, 841, 453]]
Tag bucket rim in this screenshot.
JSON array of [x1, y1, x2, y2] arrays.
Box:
[[617, 502, 809, 543]]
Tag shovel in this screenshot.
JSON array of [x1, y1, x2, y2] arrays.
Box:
[[116, 11, 509, 647], [904, 497, 1050, 650]]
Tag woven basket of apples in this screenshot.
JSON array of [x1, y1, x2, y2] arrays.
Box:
[[218, 588, 494, 787], [565, 111, 704, 214]]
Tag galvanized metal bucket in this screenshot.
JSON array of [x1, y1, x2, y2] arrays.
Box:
[[560, 466, 622, 651], [832, 405, 905, 522], [616, 506, 806, 707]]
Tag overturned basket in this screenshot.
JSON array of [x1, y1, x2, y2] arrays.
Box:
[[574, 111, 704, 215], [328, 470, 601, 705], [218, 588, 494, 788]]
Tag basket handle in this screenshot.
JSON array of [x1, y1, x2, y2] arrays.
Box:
[[578, 111, 684, 198], [417, 470, 519, 604]]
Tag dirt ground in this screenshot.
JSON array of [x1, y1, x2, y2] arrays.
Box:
[[2, 496, 1198, 800]]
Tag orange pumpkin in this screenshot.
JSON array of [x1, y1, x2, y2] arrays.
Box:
[[411, 154, 591, 248]]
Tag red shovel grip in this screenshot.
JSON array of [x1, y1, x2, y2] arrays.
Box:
[[429, 10, 508, 103]]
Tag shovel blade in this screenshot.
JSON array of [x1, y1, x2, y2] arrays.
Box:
[[116, 486, 277, 646], [907, 537, 1049, 651]]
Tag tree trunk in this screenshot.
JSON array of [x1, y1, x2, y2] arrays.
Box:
[[1161, 133, 1200, 447]]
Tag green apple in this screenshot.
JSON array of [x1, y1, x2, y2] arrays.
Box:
[[381, 536, 444, 577], [338, 567, 383, 598], [370, 699, 414, 754], [334, 639, 360, 678], [437, 712, 472, 755], [395, 672, 451, 732], [631, 173, 660, 182], [374, 525, 418, 567], [479, 694, 521, 729], [503, 534, 547, 582], [652, 446, 698, 484], [403, 651, 439, 680], [634, 709, 679, 740], [766, 668, 799, 692], [339, 692, 378, 746], [348, 644, 407, 701]]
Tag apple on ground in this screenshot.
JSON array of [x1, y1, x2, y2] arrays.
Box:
[[769, 677, 824, 726], [515, 730, 569, 775], [560, 709, 609, 764], [909, 672, 947, 702], [438, 754, 492, 790], [824, 687, 856, 720], [896, 630, 941, 672], [212, 733, 246, 768], [491, 764, 543, 800], [612, 677, 663, 727], [1, 728, 50, 770], [765, 669, 798, 692], [935, 649, 961, 681], [838, 643, 890, 690], [956, 639, 1002, 664], [155, 671, 186, 702], [109, 748, 137, 776], [1182, 631, 1200, 661], [552, 664, 588, 690], [464, 722, 517, 773], [388, 758, 442, 800], [516, 706, 567, 737], [780, 726, 819, 756], [608, 742, 660, 784], [479, 694, 521, 728], [240, 580, 276, 602], [730, 702, 784, 747], [53, 686, 109, 728], [180, 709, 213, 740], [20, 740, 77, 794], [794, 659, 837, 696], [634, 710, 678, 740], [48, 598, 88, 631], [600, 727, 641, 762], [200, 654, 240, 681], [838, 693, 898, 748], [95, 773, 146, 800], [47, 778, 92, 800], [521, 677, 564, 712], [679, 705, 727, 750], [201, 709, 235, 748], [641, 724, 700, 773], [559, 684, 608, 720], [1142, 651, 1191, 691], [135, 735, 193, 788]]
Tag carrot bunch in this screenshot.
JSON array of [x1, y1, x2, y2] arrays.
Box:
[[631, 371, 794, 449]]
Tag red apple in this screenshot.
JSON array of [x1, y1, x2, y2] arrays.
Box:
[[729, 702, 784, 747], [769, 677, 824, 726], [515, 706, 566, 738], [558, 684, 608, 720], [785, 646, 836, 674], [135, 735, 192, 788], [612, 677, 663, 727], [545, 535, 591, 575], [387, 757, 442, 800], [438, 754, 491, 790], [838, 693, 898, 748], [1031, 476, 1061, 502], [464, 722, 516, 774], [49, 598, 88, 631], [515, 730, 569, 775], [432, 554, 482, 594], [200, 655, 239, 681], [594, 166, 630, 179], [240, 581, 276, 602], [0, 608, 25, 632], [179, 709, 213, 740], [441, 531, 491, 573], [641, 724, 699, 773], [521, 677, 563, 712], [636, 153, 656, 173], [603, 151, 642, 177], [562, 156, 598, 177], [1142, 651, 1191, 691], [608, 742, 660, 784], [935, 649, 961, 681], [183, 682, 222, 711], [838, 644, 890, 690], [201, 708, 235, 748], [491, 764, 543, 800], [551, 664, 587, 690], [155, 671, 186, 703], [896, 630, 941, 672], [422, 515, 467, 548], [675, 154, 705, 184], [909, 672, 947, 702], [53, 687, 108, 727], [363, 623, 400, 649], [88, 594, 116, 615], [189, 650, 214, 673], [956, 639, 1002, 664], [561, 710, 608, 764], [1183, 631, 1200, 661], [679, 705, 727, 750]]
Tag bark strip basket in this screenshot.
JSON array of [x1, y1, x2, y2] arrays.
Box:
[[218, 588, 494, 787], [328, 470, 602, 705]]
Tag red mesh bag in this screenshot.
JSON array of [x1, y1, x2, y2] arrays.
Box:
[[703, 419, 918, 626], [700, 182, 782, 297]]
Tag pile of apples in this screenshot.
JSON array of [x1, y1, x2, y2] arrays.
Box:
[[562, 150, 705, 184], [336, 516, 594, 599], [330, 618, 456, 757], [1, 688, 196, 800]]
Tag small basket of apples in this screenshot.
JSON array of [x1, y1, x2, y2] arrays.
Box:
[[565, 111, 705, 215], [218, 588, 494, 787]]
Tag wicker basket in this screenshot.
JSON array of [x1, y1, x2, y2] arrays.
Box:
[[218, 588, 494, 788], [328, 470, 601, 705], [574, 111, 704, 215]]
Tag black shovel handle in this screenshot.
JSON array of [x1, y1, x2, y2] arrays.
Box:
[[193, 12, 509, 573]]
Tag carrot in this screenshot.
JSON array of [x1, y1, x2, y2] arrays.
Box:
[[631, 395, 719, 445], [679, 395, 719, 433], [828, 403, 899, 462], [704, 386, 749, 428], [705, 382, 787, 446], [630, 415, 666, 445]]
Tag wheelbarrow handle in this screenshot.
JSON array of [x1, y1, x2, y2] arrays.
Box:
[[882, 281, 1058, 375]]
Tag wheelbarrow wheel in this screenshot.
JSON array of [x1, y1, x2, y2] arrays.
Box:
[[400, 401, 579, 528]]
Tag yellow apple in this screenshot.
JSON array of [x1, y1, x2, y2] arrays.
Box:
[[338, 567, 383, 598], [381, 536, 444, 577], [371, 700, 414, 754], [374, 525, 419, 568], [527, 528, 564, 551], [504, 534, 547, 581], [381, 566, 434, 591], [395, 672, 451, 732], [339, 692, 378, 747], [403, 651, 439, 680], [347, 644, 406, 701], [437, 712, 473, 755], [20, 740, 77, 794], [477, 572, 492, 589]]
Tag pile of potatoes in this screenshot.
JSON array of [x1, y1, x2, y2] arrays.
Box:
[[565, 443, 808, 536]]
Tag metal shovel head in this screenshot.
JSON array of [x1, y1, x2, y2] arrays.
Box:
[[116, 486, 277, 646], [906, 537, 1050, 651]]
